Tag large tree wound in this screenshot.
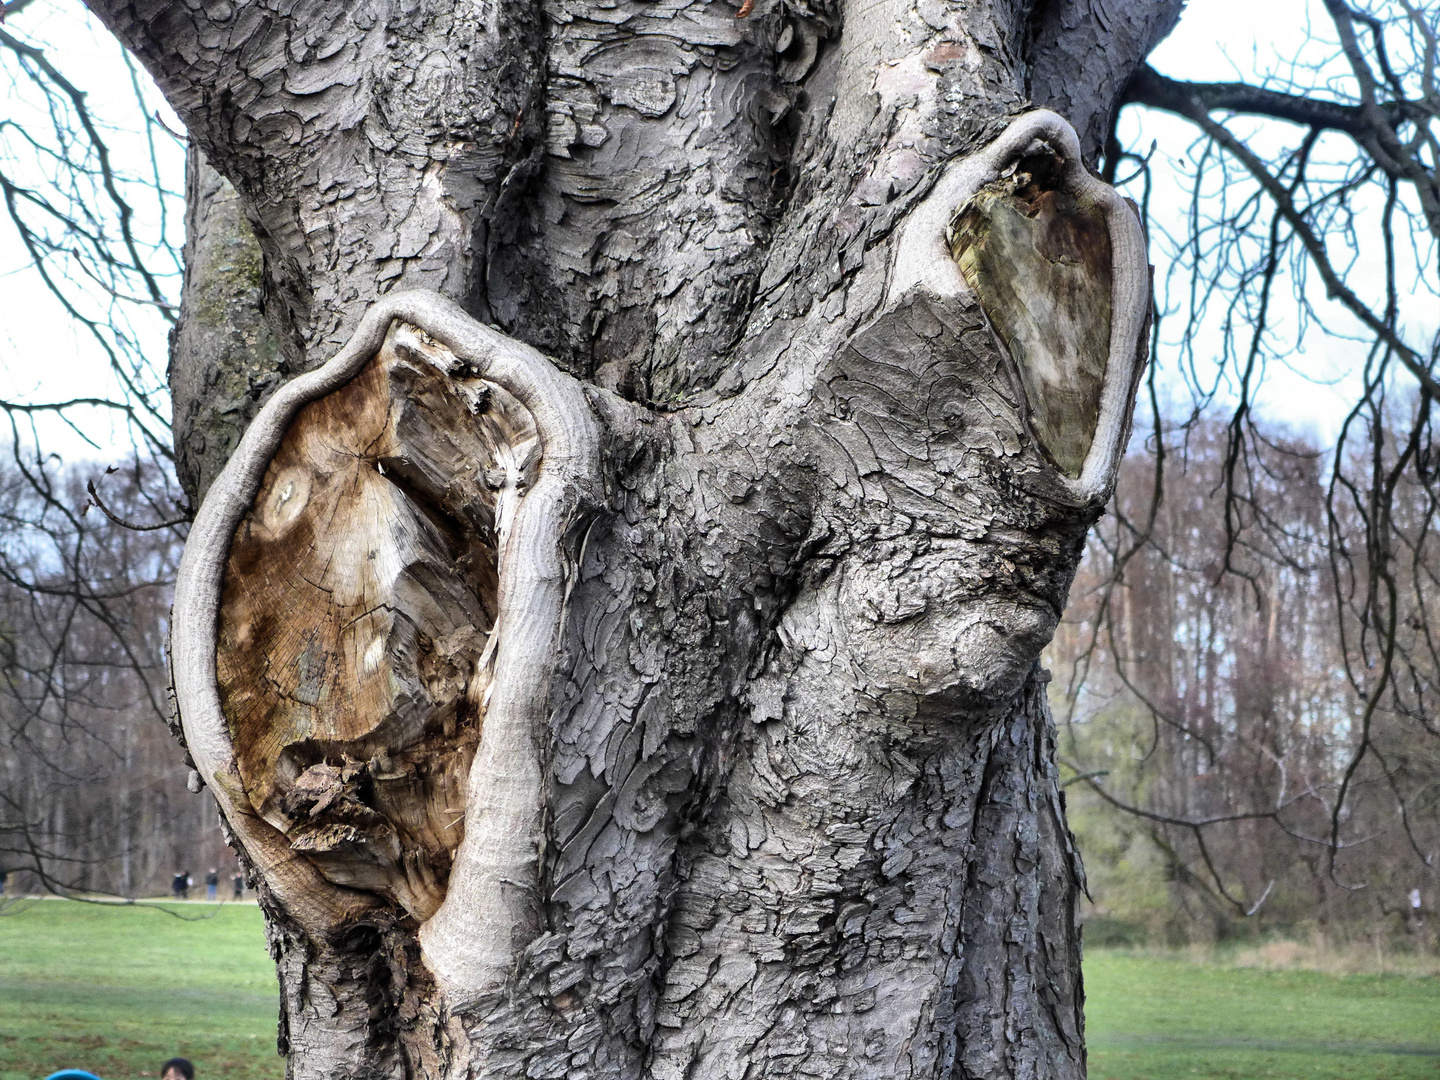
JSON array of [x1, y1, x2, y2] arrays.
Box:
[[948, 152, 1113, 478], [216, 323, 537, 921]]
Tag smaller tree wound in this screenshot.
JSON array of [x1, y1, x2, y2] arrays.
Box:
[[217, 322, 537, 921], [891, 109, 1148, 503], [948, 153, 1113, 479]]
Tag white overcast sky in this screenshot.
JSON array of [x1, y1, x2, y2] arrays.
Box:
[[1125, 1, 1438, 444], [0, 0, 182, 465], [0, 0, 1433, 463]]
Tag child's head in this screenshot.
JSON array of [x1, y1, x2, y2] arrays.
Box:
[[161, 1058, 194, 1080]]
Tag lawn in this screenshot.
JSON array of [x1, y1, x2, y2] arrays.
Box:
[[1, 901, 1437, 1080], [1085, 950, 1440, 1079], [0, 899, 280, 1080]]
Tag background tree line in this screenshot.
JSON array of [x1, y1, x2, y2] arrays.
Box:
[[0, 461, 229, 901], [1052, 408, 1439, 947], [0, 0, 219, 904]]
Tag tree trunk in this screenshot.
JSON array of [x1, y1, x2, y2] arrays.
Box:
[[88, 0, 1180, 1076]]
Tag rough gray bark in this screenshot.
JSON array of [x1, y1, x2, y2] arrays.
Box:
[[89, 0, 1181, 1076], [170, 149, 284, 503], [1025, 0, 1183, 167]]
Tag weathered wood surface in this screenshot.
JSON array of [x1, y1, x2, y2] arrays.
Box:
[[217, 323, 534, 921], [949, 156, 1114, 478]]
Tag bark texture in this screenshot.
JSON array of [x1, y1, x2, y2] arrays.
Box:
[[170, 149, 284, 503], [90, 0, 1182, 1076], [1024, 0, 1183, 166]]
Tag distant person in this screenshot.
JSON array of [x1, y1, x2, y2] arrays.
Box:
[[232, 871, 244, 900], [161, 1058, 194, 1080], [205, 868, 218, 901], [0, 869, 6, 896], [183, 871, 192, 900], [171, 871, 186, 900]]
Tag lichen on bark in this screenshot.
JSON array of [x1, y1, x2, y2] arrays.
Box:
[[170, 150, 286, 506]]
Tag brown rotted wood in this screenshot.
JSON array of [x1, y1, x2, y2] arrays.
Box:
[[216, 323, 537, 922]]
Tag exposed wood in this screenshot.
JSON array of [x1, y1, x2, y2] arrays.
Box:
[[164, 109, 1151, 1080], [169, 291, 601, 1076], [949, 152, 1113, 479], [889, 109, 1149, 504], [217, 322, 536, 921]]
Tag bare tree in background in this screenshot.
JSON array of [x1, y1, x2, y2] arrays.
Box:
[[0, 0, 209, 904], [0, 0, 181, 467], [0, 31, 255, 908], [1053, 416, 1439, 943], [1056, 0, 1439, 933], [0, 461, 230, 903]]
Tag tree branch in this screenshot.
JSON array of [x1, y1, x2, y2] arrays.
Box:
[[84, 478, 189, 532], [1125, 64, 1383, 136], [1143, 91, 1440, 401]]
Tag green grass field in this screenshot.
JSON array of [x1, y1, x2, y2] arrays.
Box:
[[1, 900, 1437, 1079], [1085, 950, 1440, 1080], [0, 900, 280, 1080]]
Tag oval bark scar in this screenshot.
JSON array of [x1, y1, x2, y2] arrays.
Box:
[[888, 109, 1150, 502], [217, 322, 534, 922], [948, 154, 1113, 478], [170, 291, 602, 997]]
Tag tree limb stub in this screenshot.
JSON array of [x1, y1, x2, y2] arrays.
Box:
[[171, 291, 601, 995], [891, 110, 1150, 503], [949, 157, 1112, 479]]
